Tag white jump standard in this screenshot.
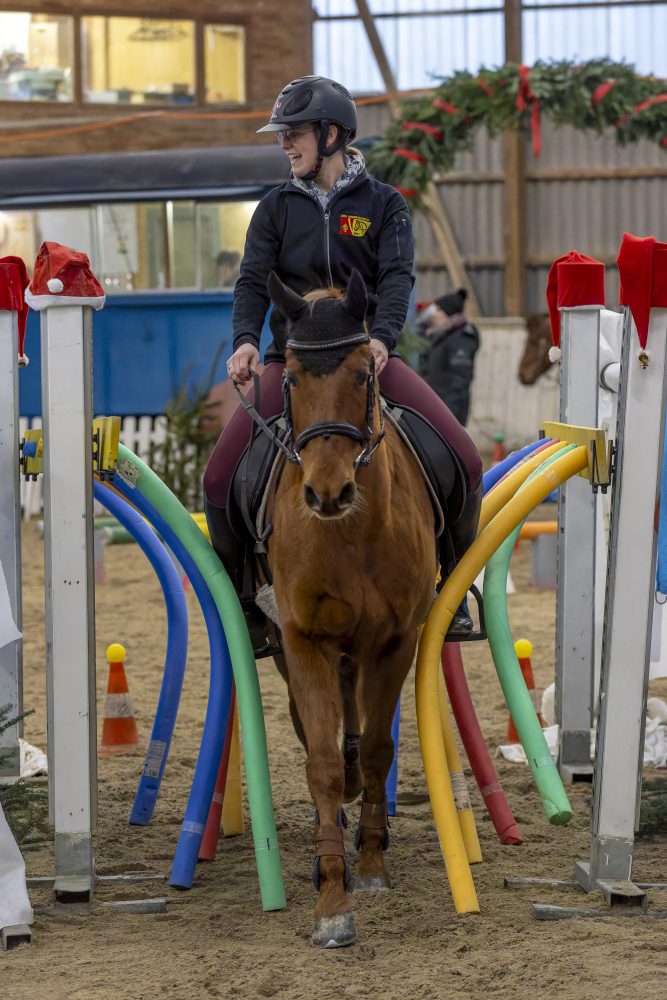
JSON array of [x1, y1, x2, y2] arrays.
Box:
[[26, 242, 106, 904]]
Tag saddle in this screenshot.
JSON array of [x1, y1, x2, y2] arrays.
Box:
[[225, 394, 468, 603]]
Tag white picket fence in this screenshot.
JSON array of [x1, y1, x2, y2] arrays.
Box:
[[19, 415, 169, 520]]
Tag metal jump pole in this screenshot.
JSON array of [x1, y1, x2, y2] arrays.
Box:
[[41, 302, 97, 904], [576, 270, 667, 893], [0, 280, 22, 780], [556, 306, 601, 782]]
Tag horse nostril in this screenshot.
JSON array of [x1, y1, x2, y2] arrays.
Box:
[[304, 484, 321, 510], [337, 482, 356, 509]]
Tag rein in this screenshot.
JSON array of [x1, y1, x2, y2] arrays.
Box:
[[233, 331, 386, 472]]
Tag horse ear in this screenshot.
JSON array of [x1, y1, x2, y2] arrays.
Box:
[[267, 272, 309, 323], [343, 268, 368, 322]]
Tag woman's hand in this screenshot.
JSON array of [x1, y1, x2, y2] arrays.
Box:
[[370, 338, 389, 376], [227, 344, 260, 384]]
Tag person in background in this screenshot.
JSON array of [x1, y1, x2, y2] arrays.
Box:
[[217, 250, 241, 289], [419, 287, 480, 427]]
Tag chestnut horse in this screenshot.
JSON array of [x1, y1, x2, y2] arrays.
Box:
[[265, 270, 436, 948]]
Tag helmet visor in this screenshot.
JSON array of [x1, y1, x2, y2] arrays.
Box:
[[256, 119, 315, 133]]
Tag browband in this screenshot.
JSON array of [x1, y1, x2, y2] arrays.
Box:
[[286, 332, 370, 352]]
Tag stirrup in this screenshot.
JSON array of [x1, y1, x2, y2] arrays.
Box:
[[443, 584, 487, 643]]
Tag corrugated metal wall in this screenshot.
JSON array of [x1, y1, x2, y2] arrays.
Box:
[[357, 105, 667, 316]]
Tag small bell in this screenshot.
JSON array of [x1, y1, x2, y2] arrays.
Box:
[[637, 347, 651, 369]]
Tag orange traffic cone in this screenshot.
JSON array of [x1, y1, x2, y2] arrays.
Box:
[[98, 643, 141, 756], [506, 639, 545, 743], [492, 433, 506, 466]]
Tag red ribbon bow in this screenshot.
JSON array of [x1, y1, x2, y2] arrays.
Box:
[[393, 147, 427, 164], [516, 65, 541, 158], [401, 121, 443, 140], [592, 79, 617, 109], [433, 98, 458, 116]]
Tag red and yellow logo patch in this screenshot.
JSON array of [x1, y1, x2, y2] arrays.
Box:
[[340, 215, 371, 237]]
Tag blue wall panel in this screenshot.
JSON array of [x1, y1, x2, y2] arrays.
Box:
[[18, 292, 274, 418]]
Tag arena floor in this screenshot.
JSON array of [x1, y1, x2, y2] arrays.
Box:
[[6, 516, 667, 1000]]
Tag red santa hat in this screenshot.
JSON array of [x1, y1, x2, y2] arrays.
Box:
[[617, 233, 667, 351], [0, 255, 30, 366], [25, 242, 105, 312], [546, 251, 606, 362]]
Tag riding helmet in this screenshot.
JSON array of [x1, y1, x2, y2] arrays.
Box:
[[257, 76, 358, 138]]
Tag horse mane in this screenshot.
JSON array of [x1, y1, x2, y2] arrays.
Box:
[[289, 287, 368, 377]]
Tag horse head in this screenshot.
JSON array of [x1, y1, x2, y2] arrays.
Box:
[[268, 269, 381, 520]]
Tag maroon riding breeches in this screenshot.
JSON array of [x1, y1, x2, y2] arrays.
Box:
[[203, 357, 482, 508]]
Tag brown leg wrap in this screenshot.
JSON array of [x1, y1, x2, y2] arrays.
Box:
[[354, 792, 390, 851], [313, 823, 346, 859]]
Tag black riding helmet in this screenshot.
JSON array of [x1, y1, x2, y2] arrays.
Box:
[[257, 76, 358, 180]]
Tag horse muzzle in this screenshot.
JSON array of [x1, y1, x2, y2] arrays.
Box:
[[304, 481, 357, 519]]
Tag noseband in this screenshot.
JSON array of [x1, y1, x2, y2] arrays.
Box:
[[233, 331, 385, 472]]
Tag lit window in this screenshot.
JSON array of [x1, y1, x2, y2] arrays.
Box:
[[0, 12, 73, 102], [0, 210, 36, 273], [82, 17, 195, 105], [199, 202, 257, 289], [205, 25, 245, 104]]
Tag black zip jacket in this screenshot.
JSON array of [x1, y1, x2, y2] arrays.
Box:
[[232, 170, 414, 362]]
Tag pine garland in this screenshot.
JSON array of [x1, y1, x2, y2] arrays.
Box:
[[365, 59, 667, 203]]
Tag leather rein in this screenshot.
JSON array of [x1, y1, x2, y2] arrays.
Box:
[[233, 331, 386, 472]]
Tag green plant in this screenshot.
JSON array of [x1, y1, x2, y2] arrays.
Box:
[[0, 704, 50, 851], [638, 777, 667, 839], [396, 324, 429, 371], [149, 341, 226, 511], [366, 59, 667, 204]]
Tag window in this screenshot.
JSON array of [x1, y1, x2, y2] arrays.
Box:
[[205, 24, 245, 104], [82, 17, 195, 105], [0, 12, 74, 102], [199, 202, 257, 290], [0, 199, 257, 293]]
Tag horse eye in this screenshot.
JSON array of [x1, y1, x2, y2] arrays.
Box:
[[287, 372, 299, 387], [355, 370, 368, 386]]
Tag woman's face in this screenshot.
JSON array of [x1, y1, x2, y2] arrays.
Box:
[[279, 123, 336, 177]]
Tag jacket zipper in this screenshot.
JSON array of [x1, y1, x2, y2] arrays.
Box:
[[323, 210, 333, 287]]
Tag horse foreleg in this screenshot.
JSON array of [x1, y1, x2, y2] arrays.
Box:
[[273, 652, 307, 750], [339, 655, 362, 802], [355, 632, 417, 892], [282, 622, 356, 948]]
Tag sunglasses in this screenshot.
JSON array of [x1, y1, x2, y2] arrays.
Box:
[[276, 126, 316, 144]]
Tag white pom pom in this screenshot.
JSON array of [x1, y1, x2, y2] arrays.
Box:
[[47, 278, 64, 293], [548, 345, 562, 363]]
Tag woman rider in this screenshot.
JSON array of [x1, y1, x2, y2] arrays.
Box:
[[204, 75, 483, 653]]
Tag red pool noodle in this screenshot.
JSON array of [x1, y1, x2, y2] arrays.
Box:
[[198, 683, 236, 861], [441, 644, 522, 845]]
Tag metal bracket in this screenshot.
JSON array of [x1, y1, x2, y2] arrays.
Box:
[[542, 421, 611, 492], [20, 428, 42, 480], [92, 416, 121, 477]]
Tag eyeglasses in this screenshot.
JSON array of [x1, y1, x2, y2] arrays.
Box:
[[276, 126, 316, 144]]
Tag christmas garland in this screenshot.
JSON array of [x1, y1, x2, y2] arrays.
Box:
[[365, 59, 667, 202]]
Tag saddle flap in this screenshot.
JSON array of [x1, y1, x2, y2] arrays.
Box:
[[227, 415, 285, 546]]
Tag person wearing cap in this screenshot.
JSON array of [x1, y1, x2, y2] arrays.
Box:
[[419, 287, 480, 427], [204, 76, 483, 649]]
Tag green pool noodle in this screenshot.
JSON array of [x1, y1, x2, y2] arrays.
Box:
[[483, 450, 574, 826], [116, 444, 286, 910]]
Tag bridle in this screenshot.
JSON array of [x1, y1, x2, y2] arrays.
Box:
[[233, 331, 385, 472]]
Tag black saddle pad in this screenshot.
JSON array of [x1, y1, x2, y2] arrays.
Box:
[[227, 415, 284, 546], [380, 395, 465, 531], [227, 398, 466, 546]]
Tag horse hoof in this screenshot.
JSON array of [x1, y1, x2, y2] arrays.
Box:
[[353, 875, 392, 893], [312, 912, 357, 948]]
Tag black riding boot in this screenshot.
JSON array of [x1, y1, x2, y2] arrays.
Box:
[[204, 494, 272, 656], [440, 478, 483, 637]]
